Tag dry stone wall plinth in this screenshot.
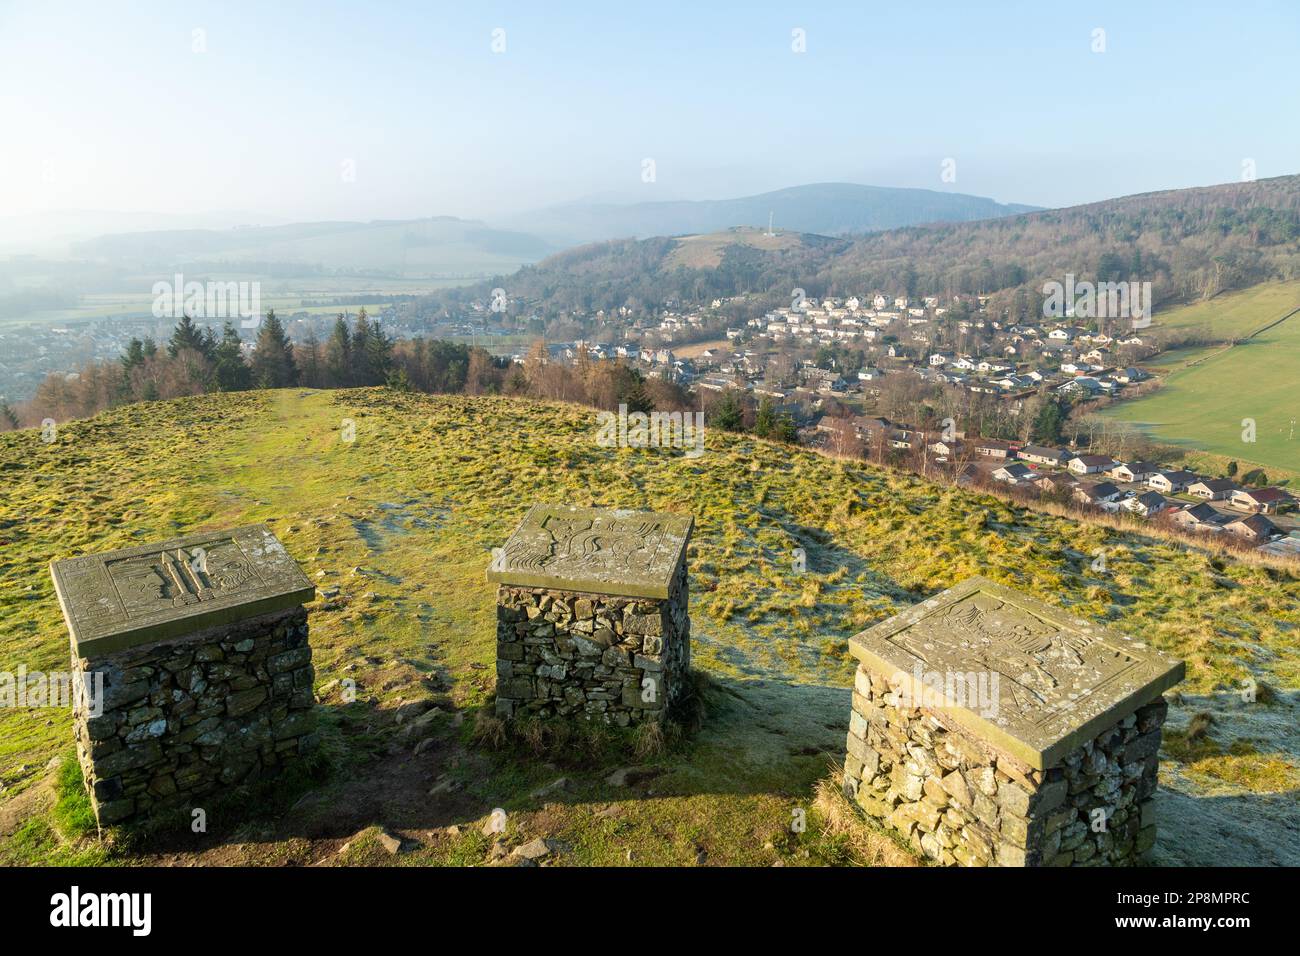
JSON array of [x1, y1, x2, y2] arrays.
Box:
[[842, 577, 1184, 866], [488, 504, 692, 725], [50, 525, 317, 826]]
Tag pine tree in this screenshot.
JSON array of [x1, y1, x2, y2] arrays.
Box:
[[250, 309, 298, 388], [121, 338, 147, 373], [168, 313, 214, 359], [364, 314, 393, 384], [0, 400, 19, 431], [298, 328, 322, 388], [350, 310, 373, 384], [325, 315, 351, 387], [753, 396, 778, 437], [711, 390, 745, 431], [1032, 398, 1065, 444], [213, 322, 251, 391]]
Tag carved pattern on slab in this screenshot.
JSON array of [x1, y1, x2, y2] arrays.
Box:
[[51, 525, 314, 655], [504, 515, 669, 577], [103, 540, 262, 618], [887, 592, 1141, 727]]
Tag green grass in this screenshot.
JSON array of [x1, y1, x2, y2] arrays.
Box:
[[1155, 279, 1300, 338], [1106, 281, 1300, 474], [0, 388, 1297, 865]]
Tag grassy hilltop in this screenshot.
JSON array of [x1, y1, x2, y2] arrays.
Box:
[[1, 389, 1298, 866]]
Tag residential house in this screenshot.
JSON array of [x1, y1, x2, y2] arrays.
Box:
[[1125, 491, 1170, 518], [1068, 454, 1115, 475], [993, 463, 1037, 484], [974, 439, 1013, 460], [1229, 487, 1291, 515], [1018, 445, 1073, 467], [1040, 472, 1080, 495], [1147, 470, 1197, 494], [1057, 377, 1104, 398], [1170, 502, 1226, 531], [928, 439, 964, 458], [1187, 479, 1239, 501], [1073, 481, 1123, 508], [1108, 461, 1159, 484], [1224, 513, 1279, 542]]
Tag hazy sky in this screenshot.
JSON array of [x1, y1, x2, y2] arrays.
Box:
[[2, 0, 1298, 227]]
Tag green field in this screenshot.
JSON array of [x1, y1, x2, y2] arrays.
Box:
[[1, 390, 1297, 866], [1106, 281, 1300, 475]]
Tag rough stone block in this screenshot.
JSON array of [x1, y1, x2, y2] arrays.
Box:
[[837, 576, 1183, 867], [488, 505, 693, 726], [50, 525, 317, 828]]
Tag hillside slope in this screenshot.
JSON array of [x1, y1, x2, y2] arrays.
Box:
[[0, 390, 1297, 865]]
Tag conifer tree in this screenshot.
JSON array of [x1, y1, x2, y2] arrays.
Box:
[[250, 309, 298, 388]]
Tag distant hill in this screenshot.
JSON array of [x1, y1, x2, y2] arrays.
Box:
[[434, 175, 1300, 319], [70, 217, 555, 279], [503, 183, 1039, 246], [433, 227, 852, 314]]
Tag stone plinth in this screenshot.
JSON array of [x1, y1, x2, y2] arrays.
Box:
[[842, 577, 1184, 867], [487, 505, 692, 725], [50, 525, 317, 826]]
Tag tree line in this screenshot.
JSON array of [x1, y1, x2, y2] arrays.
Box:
[[0, 311, 797, 445]]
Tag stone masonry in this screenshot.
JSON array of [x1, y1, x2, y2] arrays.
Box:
[[488, 504, 693, 725], [50, 525, 318, 826], [842, 576, 1184, 866]]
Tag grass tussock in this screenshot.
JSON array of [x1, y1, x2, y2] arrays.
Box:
[[813, 766, 922, 867], [50, 752, 98, 842]]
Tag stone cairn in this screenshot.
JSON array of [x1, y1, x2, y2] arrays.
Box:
[[842, 577, 1184, 867], [488, 504, 693, 726], [50, 525, 318, 826]]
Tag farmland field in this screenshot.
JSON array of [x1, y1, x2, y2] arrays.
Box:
[[1105, 281, 1300, 474]]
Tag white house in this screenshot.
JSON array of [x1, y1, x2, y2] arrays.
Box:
[[1147, 470, 1197, 494], [1068, 454, 1115, 475]]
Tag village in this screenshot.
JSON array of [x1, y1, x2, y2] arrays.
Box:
[[515, 290, 1157, 402], [479, 290, 1299, 560]]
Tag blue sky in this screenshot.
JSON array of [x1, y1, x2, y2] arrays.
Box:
[[1, 0, 1297, 224]]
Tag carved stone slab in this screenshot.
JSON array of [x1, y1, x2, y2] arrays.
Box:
[[849, 576, 1184, 769], [487, 504, 692, 599], [50, 525, 315, 658]]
